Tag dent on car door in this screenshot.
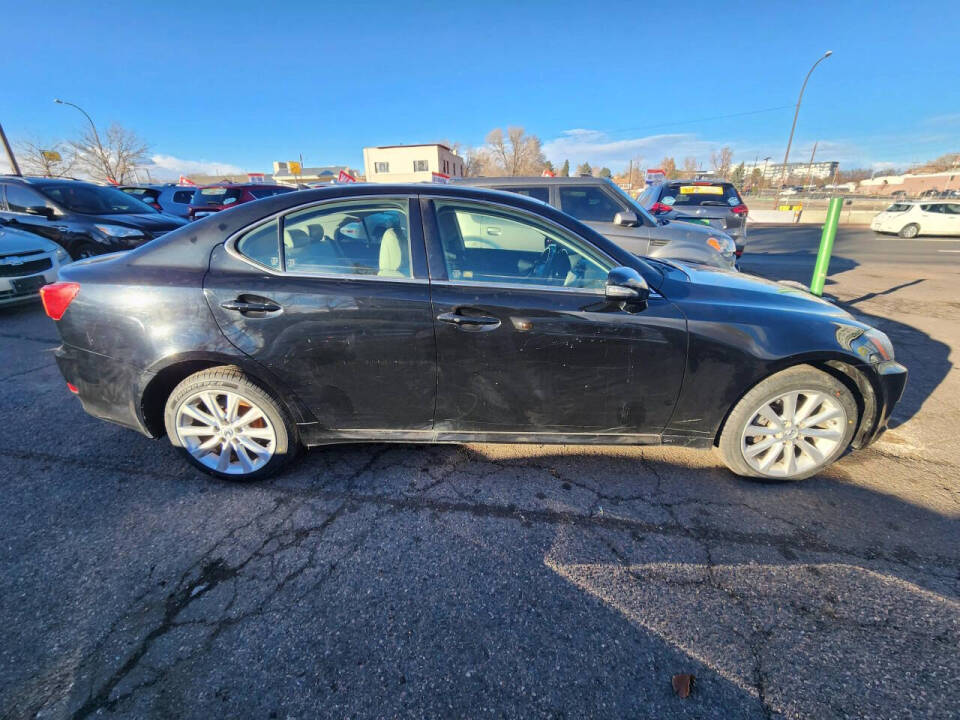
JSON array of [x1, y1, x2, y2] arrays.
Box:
[[202, 196, 437, 432], [422, 197, 686, 436], [557, 186, 652, 256]]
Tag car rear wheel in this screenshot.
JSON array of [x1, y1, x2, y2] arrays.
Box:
[[163, 367, 298, 481], [717, 365, 858, 481], [898, 223, 920, 239]]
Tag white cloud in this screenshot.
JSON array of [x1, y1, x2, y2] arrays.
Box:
[[146, 154, 247, 180], [542, 129, 729, 171]]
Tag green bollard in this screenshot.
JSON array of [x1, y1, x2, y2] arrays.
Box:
[[810, 196, 843, 296]]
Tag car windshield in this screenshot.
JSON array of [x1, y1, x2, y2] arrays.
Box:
[[603, 180, 658, 224], [662, 183, 743, 208], [38, 183, 157, 215], [193, 188, 244, 206], [886, 203, 911, 212]]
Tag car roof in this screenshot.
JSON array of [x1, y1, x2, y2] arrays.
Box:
[[664, 179, 734, 185], [195, 183, 288, 190], [453, 176, 613, 186]]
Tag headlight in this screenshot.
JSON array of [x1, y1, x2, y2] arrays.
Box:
[[94, 224, 144, 238], [54, 246, 70, 263], [706, 235, 736, 257], [842, 326, 895, 363]]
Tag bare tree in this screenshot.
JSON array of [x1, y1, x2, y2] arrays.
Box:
[[480, 126, 546, 176], [660, 157, 678, 179], [15, 138, 77, 177], [681, 156, 699, 175], [71, 123, 150, 184], [710, 146, 734, 179]]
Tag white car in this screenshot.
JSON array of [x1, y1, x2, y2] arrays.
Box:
[[871, 201, 960, 238], [0, 226, 71, 307]]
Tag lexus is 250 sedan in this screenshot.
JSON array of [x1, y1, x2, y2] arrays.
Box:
[[41, 184, 907, 482]]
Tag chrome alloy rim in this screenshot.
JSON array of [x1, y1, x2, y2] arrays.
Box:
[[175, 390, 277, 475], [740, 390, 847, 477]]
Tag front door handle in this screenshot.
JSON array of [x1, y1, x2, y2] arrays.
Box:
[[437, 311, 501, 331], [221, 299, 282, 313]]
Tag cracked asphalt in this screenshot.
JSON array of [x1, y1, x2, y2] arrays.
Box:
[[1, 226, 958, 719]]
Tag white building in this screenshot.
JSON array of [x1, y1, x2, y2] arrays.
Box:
[[363, 144, 465, 183]]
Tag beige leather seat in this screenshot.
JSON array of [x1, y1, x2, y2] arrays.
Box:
[[378, 228, 407, 277]]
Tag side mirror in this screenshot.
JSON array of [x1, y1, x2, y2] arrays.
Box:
[[614, 210, 638, 227], [605, 266, 650, 302], [26, 205, 55, 219]]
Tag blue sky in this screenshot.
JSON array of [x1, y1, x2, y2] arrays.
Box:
[[2, 0, 958, 178]]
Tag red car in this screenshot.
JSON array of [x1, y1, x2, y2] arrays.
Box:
[[187, 184, 295, 221]]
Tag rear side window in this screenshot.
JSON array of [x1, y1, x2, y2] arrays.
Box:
[[172, 190, 194, 204], [499, 186, 549, 203], [558, 186, 625, 222], [661, 183, 742, 208], [236, 219, 281, 269], [281, 199, 411, 277]]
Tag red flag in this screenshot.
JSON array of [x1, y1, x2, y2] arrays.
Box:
[[178, 175, 197, 186], [541, 169, 556, 177], [105, 176, 119, 185], [337, 170, 357, 183]]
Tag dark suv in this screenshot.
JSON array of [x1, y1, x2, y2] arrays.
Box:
[[638, 180, 748, 256], [188, 184, 294, 221], [0, 176, 187, 259]]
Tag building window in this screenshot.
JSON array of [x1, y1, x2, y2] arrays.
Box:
[[413, 160, 429, 172], [374, 162, 389, 173]]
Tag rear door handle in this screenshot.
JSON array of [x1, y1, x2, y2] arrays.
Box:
[[221, 299, 282, 313], [437, 311, 501, 331]]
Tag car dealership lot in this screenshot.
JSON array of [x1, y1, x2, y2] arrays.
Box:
[[1, 227, 958, 718]]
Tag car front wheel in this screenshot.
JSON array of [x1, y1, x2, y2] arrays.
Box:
[[898, 223, 920, 238], [717, 365, 858, 481], [163, 366, 298, 481]]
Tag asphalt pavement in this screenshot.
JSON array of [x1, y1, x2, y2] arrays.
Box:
[[1, 227, 958, 719]]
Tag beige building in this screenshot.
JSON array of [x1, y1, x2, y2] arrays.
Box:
[[363, 144, 465, 183]]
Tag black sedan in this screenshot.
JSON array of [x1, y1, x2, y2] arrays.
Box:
[[40, 184, 906, 481]]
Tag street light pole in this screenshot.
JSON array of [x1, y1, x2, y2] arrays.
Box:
[[777, 51, 832, 199], [54, 98, 109, 179], [0, 121, 21, 176]]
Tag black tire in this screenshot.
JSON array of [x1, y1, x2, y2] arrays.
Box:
[[163, 366, 299, 481], [72, 242, 101, 260], [898, 223, 919, 239], [717, 365, 859, 482]]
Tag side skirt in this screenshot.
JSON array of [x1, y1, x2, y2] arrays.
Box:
[[298, 427, 666, 448]]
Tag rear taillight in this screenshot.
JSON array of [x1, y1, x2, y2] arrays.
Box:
[[731, 204, 749, 215], [150, 202, 163, 211], [66, 382, 79, 394], [651, 202, 673, 214], [40, 282, 80, 321]]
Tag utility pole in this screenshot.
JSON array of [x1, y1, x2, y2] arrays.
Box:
[[777, 51, 832, 205], [760, 156, 771, 196], [0, 122, 21, 176], [628, 158, 633, 190], [55, 98, 109, 180]]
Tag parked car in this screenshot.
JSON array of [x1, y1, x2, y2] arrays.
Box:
[[188, 184, 295, 221], [637, 180, 748, 257], [0, 176, 187, 259], [1, 225, 71, 306], [455, 176, 738, 269], [42, 183, 906, 482], [119, 184, 197, 218], [870, 201, 960, 237]]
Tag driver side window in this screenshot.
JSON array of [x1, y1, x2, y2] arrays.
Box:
[[433, 200, 612, 291]]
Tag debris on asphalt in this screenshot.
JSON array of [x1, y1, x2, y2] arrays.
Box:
[[671, 673, 694, 698]]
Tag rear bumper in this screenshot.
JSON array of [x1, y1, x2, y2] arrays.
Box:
[[54, 343, 154, 436], [860, 360, 908, 446]]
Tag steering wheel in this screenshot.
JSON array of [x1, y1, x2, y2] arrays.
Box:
[[524, 243, 569, 280]]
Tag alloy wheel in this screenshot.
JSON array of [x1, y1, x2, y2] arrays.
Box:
[[174, 390, 277, 475], [740, 390, 847, 478]]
